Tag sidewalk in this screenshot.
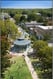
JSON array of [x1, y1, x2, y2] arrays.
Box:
[[24, 56, 39, 79], [9, 47, 39, 79]]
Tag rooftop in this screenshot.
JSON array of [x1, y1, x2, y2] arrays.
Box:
[[0, 13, 10, 19], [25, 21, 43, 26], [14, 39, 31, 46], [25, 21, 37, 25], [36, 13, 41, 16], [37, 25, 53, 30]]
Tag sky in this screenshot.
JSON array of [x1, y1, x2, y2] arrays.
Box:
[[1, 0, 52, 9]]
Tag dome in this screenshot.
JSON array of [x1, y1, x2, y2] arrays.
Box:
[[14, 39, 31, 46]]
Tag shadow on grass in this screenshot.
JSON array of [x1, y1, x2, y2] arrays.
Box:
[[31, 59, 52, 79]]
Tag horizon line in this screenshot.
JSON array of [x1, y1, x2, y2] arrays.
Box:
[[1, 7, 52, 9]]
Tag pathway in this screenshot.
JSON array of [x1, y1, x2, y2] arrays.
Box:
[[24, 48, 39, 79], [24, 55, 39, 79], [9, 19, 39, 79], [10, 47, 39, 79]]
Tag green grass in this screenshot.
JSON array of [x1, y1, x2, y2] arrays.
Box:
[[30, 58, 52, 79], [4, 56, 32, 79]]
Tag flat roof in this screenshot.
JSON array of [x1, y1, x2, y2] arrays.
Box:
[[25, 21, 43, 26], [37, 25, 53, 30]]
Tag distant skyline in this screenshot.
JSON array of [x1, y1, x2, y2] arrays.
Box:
[[1, 0, 52, 9]]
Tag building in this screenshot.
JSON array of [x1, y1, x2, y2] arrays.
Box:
[[0, 13, 10, 20], [13, 37, 31, 53], [36, 12, 41, 16], [0, 12, 15, 23], [10, 27, 31, 53], [34, 25, 53, 39], [25, 21, 43, 28]]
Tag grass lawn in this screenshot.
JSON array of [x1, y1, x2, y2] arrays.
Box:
[[30, 58, 52, 79], [4, 56, 32, 79]]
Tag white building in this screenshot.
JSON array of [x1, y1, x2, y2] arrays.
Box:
[[0, 13, 10, 20], [25, 21, 43, 28], [34, 25, 53, 39], [36, 12, 41, 16]]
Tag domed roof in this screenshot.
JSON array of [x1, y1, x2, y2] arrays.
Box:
[[14, 39, 31, 46]]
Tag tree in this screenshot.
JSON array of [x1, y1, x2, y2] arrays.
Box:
[[43, 20, 48, 26], [33, 40, 48, 58], [20, 15, 27, 22], [36, 15, 43, 22], [27, 13, 36, 22], [33, 40, 52, 71], [47, 13, 52, 17], [0, 19, 21, 39], [22, 10, 28, 14], [39, 46, 52, 70], [14, 14, 21, 24], [30, 35, 36, 43], [39, 10, 47, 17], [1, 36, 10, 77], [0, 19, 21, 77], [33, 40, 48, 51], [43, 33, 51, 41], [9, 12, 15, 17]]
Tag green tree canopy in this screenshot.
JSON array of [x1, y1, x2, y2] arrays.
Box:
[[22, 10, 28, 14], [0, 19, 21, 77], [20, 15, 27, 22], [1, 36, 10, 74], [0, 19, 21, 39], [14, 14, 21, 24], [35, 15, 43, 22], [33, 40, 52, 70], [33, 40, 48, 51], [39, 46, 52, 69], [27, 13, 36, 22]]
